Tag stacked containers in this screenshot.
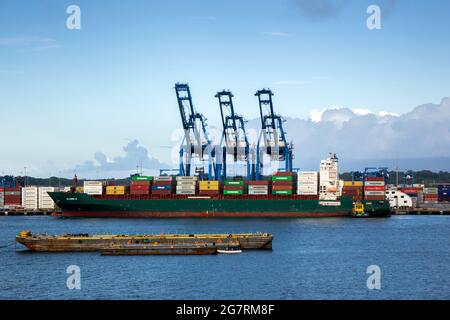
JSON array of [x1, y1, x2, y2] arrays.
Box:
[[176, 176, 197, 195], [84, 181, 103, 195], [130, 176, 152, 195], [4, 187, 21, 206], [423, 187, 438, 203], [398, 187, 422, 198], [364, 177, 385, 201], [247, 180, 269, 196], [438, 185, 450, 202], [0, 188, 4, 207], [106, 186, 126, 195], [341, 181, 363, 201], [223, 180, 244, 196], [272, 172, 293, 196], [297, 172, 319, 195], [39, 187, 58, 210], [199, 180, 220, 196], [22, 186, 39, 210], [152, 176, 172, 196]]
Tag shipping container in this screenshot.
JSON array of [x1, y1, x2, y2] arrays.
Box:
[[153, 180, 172, 186], [224, 180, 244, 186], [152, 190, 172, 195], [175, 190, 196, 195], [4, 194, 21, 206], [364, 181, 385, 187], [248, 190, 269, 195], [106, 186, 126, 195], [272, 176, 292, 182], [176, 176, 198, 181], [246, 181, 269, 186], [131, 175, 153, 181], [343, 181, 363, 187], [365, 177, 385, 181], [364, 186, 385, 191], [22, 187, 39, 210], [223, 185, 244, 191], [272, 190, 293, 196], [249, 185, 269, 191], [274, 172, 294, 177], [152, 185, 171, 191], [224, 190, 244, 195], [38, 187, 58, 209], [176, 185, 196, 191], [198, 190, 220, 196], [154, 176, 173, 182]]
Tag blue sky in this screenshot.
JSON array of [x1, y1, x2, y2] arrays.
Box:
[[1, 0, 449, 177]]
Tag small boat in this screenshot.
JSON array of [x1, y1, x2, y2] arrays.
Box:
[[217, 246, 242, 254]]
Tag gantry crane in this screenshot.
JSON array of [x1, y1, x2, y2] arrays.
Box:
[[402, 170, 414, 188], [215, 90, 253, 180], [175, 83, 215, 179], [255, 89, 293, 179]]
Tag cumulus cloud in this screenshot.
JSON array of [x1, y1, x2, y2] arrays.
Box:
[[72, 140, 170, 178], [249, 98, 450, 171]]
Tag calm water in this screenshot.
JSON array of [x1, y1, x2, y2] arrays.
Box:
[[0, 216, 449, 300]]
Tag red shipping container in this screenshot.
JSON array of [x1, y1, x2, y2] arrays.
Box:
[[4, 195, 21, 205], [246, 181, 269, 186], [152, 190, 172, 195], [364, 196, 385, 201], [400, 188, 422, 194], [131, 181, 150, 186], [272, 185, 292, 191], [5, 187, 21, 192], [364, 186, 385, 191], [365, 177, 384, 181], [153, 181, 172, 186], [274, 172, 294, 177], [199, 190, 220, 196], [223, 186, 244, 191], [272, 181, 293, 186]]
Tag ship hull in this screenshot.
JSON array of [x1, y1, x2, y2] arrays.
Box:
[[48, 192, 391, 218], [16, 233, 272, 252]]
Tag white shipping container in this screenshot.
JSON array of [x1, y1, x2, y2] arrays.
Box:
[[365, 191, 385, 196], [84, 181, 103, 187], [364, 181, 385, 187], [22, 187, 39, 210], [248, 186, 269, 190], [63, 187, 71, 192], [84, 186, 103, 195], [39, 187, 57, 209], [176, 180, 197, 186], [155, 176, 173, 181], [248, 190, 269, 195], [176, 190, 196, 195], [176, 176, 198, 181], [176, 185, 196, 191]]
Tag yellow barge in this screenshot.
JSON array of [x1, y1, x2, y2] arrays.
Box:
[[15, 231, 273, 252]]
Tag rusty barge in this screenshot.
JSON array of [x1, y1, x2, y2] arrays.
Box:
[[15, 231, 273, 252]]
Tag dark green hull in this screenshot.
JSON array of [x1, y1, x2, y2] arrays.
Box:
[[49, 192, 391, 218]]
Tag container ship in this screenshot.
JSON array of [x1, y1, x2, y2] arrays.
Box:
[[47, 155, 391, 218]]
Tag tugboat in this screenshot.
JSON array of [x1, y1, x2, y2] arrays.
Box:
[[351, 201, 369, 218]]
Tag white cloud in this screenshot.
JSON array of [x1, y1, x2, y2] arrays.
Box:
[[262, 31, 291, 37]]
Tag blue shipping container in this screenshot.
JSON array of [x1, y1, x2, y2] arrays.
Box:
[[152, 185, 171, 191]]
